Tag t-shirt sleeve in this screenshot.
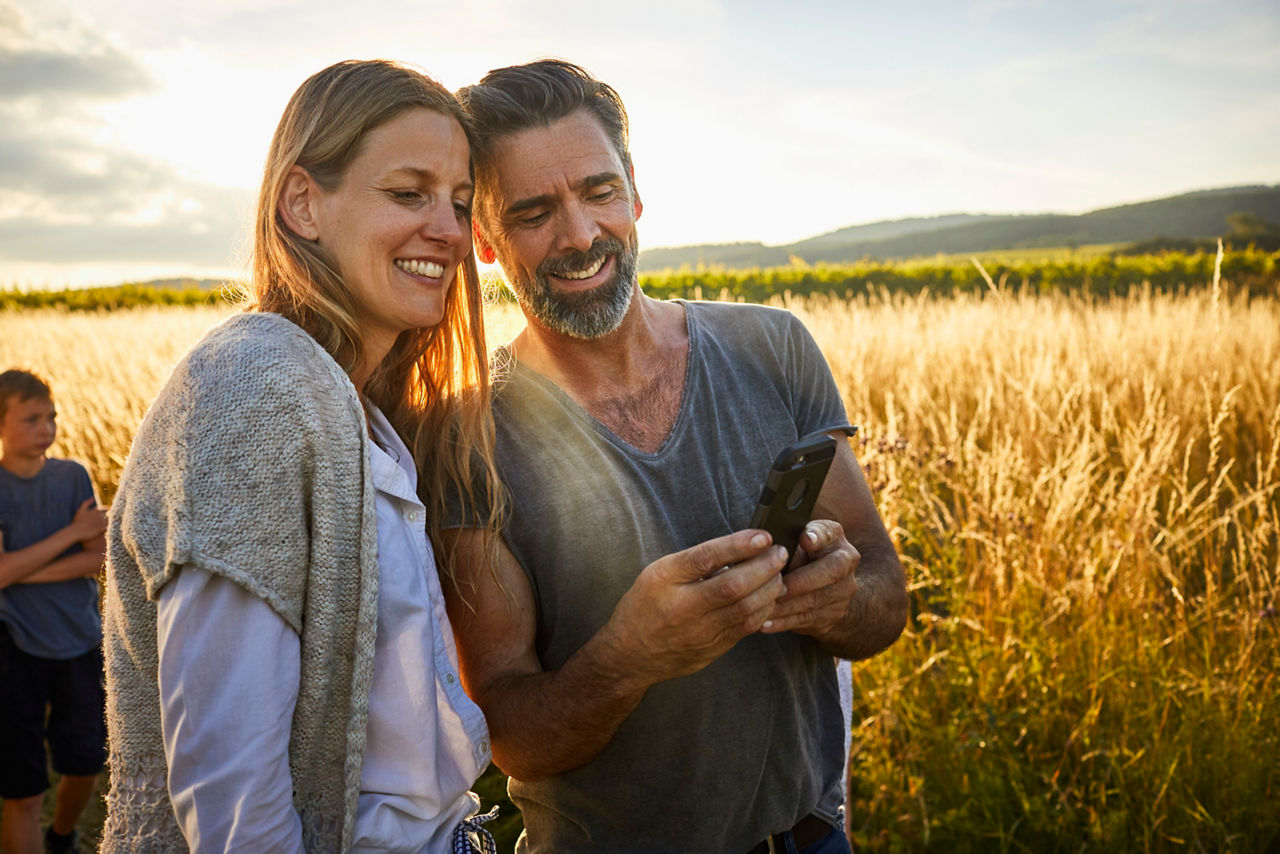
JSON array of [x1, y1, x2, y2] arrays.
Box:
[[64, 461, 97, 555], [72, 460, 95, 507], [782, 312, 851, 435]]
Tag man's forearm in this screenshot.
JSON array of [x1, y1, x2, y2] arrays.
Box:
[[451, 529, 787, 781], [477, 626, 655, 781], [810, 544, 908, 660]]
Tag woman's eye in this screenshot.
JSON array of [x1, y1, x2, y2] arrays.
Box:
[[391, 190, 424, 204], [454, 200, 472, 219]]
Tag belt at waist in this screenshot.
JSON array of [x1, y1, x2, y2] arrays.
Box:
[[746, 814, 835, 854]]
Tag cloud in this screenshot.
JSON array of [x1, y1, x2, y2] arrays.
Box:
[[0, 0, 246, 277], [0, 0, 154, 99], [0, 43, 153, 99]]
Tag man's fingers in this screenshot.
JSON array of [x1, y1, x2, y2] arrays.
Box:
[[783, 543, 860, 598], [761, 539, 860, 633], [798, 518, 845, 558], [713, 567, 788, 630], [666, 530, 775, 583], [696, 544, 787, 607]]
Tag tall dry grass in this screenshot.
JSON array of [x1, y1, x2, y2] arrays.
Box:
[[787, 287, 1278, 850], [1, 289, 1275, 850], [0, 306, 234, 503]]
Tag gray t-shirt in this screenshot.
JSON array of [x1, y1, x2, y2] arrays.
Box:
[[467, 300, 851, 852], [0, 458, 101, 659]]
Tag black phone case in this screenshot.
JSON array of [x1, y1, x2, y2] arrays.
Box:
[[748, 434, 838, 561]]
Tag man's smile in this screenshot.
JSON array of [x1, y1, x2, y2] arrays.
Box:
[[556, 255, 607, 281]]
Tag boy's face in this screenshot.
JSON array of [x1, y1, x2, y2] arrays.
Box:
[[0, 395, 57, 459]]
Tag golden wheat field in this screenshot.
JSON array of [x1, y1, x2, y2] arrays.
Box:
[[2, 289, 1276, 850]]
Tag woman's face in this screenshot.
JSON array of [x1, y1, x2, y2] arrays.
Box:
[[312, 107, 473, 362]]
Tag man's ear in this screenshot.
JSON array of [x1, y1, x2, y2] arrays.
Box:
[[473, 220, 497, 265], [278, 166, 322, 241], [629, 163, 643, 220]]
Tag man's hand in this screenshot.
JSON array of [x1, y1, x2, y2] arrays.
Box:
[[754, 437, 908, 660], [758, 519, 859, 637], [69, 498, 107, 543], [443, 527, 788, 781], [599, 531, 788, 685]]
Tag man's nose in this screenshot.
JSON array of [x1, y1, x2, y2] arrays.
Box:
[[556, 202, 602, 254]]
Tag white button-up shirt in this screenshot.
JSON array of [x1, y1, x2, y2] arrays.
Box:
[[157, 405, 490, 852]]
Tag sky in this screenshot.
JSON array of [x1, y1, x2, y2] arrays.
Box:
[[1, 0, 1277, 289]]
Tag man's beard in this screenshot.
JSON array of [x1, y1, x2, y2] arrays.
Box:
[[510, 236, 637, 340]]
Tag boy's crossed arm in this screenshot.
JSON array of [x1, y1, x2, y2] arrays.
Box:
[[0, 498, 107, 589]]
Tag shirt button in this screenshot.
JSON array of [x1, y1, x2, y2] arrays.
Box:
[[446, 673, 456, 684]]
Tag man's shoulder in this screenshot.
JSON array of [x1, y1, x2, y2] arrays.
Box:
[[684, 298, 792, 320], [683, 300, 804, 355], [685, 299, 799, 334]]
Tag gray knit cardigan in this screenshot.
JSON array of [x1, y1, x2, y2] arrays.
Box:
[[101, 312, 380, 852]]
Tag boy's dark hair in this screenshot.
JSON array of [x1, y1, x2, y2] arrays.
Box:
[[0, 369, 52, 421], [457, 60, 632, 222]]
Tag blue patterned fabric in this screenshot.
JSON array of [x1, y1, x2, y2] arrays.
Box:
[[451, 806, 499, 854]]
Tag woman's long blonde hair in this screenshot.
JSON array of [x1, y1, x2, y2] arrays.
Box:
[[246, 58, 503, 558]]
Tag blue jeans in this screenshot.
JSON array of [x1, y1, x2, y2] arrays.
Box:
[[776, 824, 853, 854]]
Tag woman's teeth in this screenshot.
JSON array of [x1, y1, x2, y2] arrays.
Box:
[[560, 257, 606, 280], [396, 259, 445, 278]]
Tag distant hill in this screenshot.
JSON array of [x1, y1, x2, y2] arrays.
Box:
[[637, 185, 1280, 270]]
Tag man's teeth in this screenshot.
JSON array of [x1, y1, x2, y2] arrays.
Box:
[[560, 257, 606, 280], [396, 259, 445, 278]]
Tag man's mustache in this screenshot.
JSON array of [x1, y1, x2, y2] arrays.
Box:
[[538, 237, 628, 279]]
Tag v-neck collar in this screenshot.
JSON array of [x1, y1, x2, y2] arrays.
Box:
[[501, 301, 701, 461]]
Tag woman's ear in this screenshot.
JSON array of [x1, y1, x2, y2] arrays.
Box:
[[473, 220, 497, 265], [278, 166, 322, 241]]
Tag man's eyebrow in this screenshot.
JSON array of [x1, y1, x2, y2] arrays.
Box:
[[503, 171, 625, 217], [577, 171, 625, 190], [504, 193, 553, 218]]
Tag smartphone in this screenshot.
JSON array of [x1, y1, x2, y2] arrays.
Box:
[[748, 433, 840, 565]]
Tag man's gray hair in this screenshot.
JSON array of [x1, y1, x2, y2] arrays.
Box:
[[457, 59, 632, 190]]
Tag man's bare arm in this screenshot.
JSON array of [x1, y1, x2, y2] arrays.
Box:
[[441, 527, 787, 781], [762, 440, 908, 659]]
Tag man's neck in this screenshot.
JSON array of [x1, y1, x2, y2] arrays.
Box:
[[514, 292, 672, 381], [1, 451, 47, 479], [513, 293, 690, 453]]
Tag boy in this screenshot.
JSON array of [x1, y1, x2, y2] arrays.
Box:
[[0, 370, 107, 854]]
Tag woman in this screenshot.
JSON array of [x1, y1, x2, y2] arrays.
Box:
[[100, 60, 503, 853]]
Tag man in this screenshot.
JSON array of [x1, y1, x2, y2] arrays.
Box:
[[444, 60, 907, 853]]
